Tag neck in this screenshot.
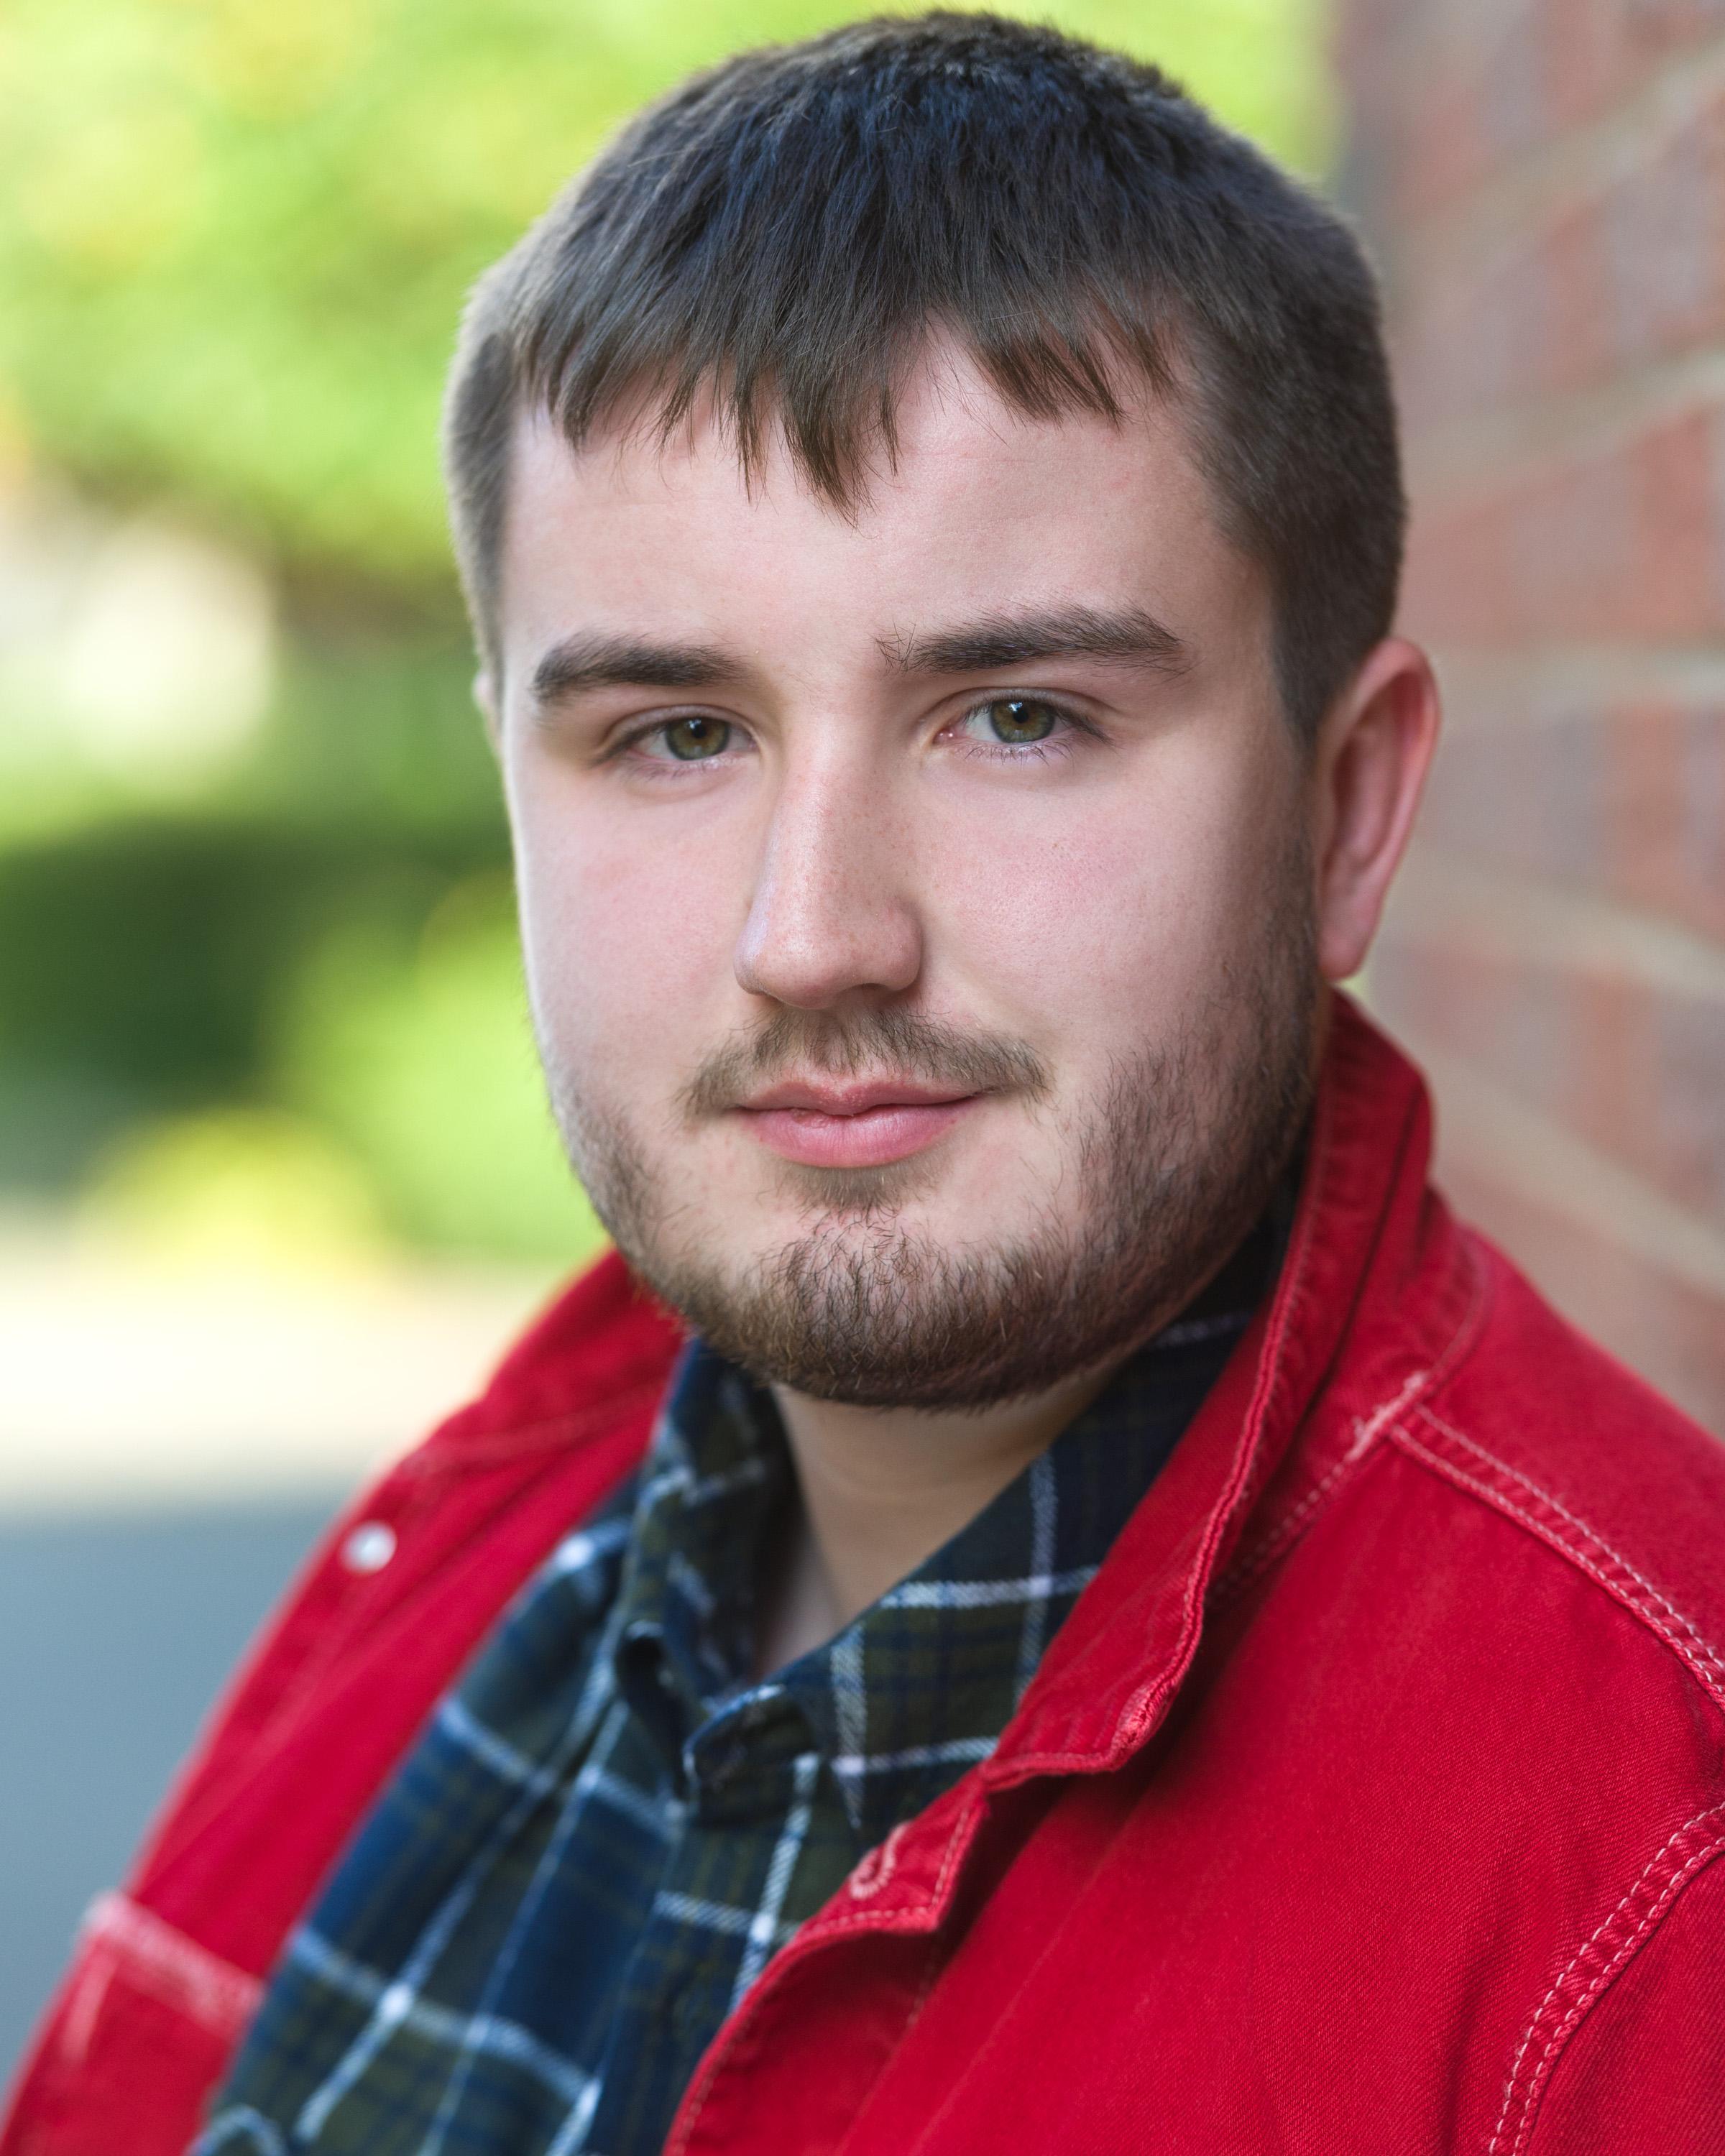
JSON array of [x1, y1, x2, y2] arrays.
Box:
[[753, 1365, 1117, 1677]]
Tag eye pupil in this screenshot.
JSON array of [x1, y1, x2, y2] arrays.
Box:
[[989, 698, 1057, 744], [666, 717, 729, 760]]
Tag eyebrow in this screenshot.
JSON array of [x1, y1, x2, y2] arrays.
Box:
[[882, 605, 1191, 678], [528, 632, 751, 706], [527, 602, 1190, 710]]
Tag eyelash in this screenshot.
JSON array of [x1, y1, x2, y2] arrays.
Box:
[[947, 698, 1098, 764], [606, 713, 753, 775], [608, 696, 1101, 773]]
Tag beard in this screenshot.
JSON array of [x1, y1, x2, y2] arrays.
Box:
[[539, 872, 1320, 1412]]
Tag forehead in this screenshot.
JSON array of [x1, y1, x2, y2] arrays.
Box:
[[495, 346, 1261, 670]]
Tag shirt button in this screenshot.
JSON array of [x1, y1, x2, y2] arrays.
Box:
[[340, 1520, 397, 1575]]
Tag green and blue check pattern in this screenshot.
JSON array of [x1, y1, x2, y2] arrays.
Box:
[[197, 1232, 1272, 2156]]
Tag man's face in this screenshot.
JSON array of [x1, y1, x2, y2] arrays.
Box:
[[492, 351, 1320, 1408]]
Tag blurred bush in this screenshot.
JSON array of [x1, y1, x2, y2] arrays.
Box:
[[0, 0, 1330, 585], [0, 0, 1330, 1268], [85, 1106, 388, 1269], [278, 873, 602, 1257]]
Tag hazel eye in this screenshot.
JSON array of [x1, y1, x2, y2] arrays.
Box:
[[659, 716, 732, 760], [963, 697, 1062, 746]]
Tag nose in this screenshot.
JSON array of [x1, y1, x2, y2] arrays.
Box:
[[732, 755, 923, 1009]]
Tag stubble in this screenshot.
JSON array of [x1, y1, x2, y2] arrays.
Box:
[[540, 872, 1319, 1410]]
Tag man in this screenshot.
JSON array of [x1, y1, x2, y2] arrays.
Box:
[[8, 12, 1724, 2152]]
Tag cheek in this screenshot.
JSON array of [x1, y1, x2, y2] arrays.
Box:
[[938, 767, 1270, 1045], [510, 782, 747, 1083]]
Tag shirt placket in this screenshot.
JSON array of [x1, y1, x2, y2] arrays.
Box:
[[585, 1685, 828, 2155]]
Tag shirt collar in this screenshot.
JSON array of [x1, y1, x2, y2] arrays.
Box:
[[606, 1196, 1283, 1845], [609, 1347, 787, 1766]]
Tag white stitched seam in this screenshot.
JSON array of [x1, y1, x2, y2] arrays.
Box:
[[1416, 1409, 1725, 1695], [1486, 1800, 1725, 2156], [1222, 1229, 1494, 1597], [1395, 1427, 1725, 1715], [1219, 1364, 1432, 1596], [1220, 1225, 1496, 1600], [80, 1892, 261, 2035], [847, 1821, 906, 1901]]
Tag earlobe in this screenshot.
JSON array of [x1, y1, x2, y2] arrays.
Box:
[[1313, 637, 1441, 983]]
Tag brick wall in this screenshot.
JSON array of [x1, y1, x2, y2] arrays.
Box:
[[1337, 0, 1725, 1432]]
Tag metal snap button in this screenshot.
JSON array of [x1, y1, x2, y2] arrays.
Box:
[[340, 1520, 397, 1575]]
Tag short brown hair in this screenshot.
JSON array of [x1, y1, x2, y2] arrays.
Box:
[[443, 10, 1403, 739]]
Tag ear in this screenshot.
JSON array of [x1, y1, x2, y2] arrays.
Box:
[[473, 668, 502, 755], [1310, 637, 1441, 983]]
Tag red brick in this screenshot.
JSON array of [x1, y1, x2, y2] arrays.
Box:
[[1616, 0, 1725, 80], [1338, 4, 1522, 225], [1543, 202, 1619, 394], [1403, 405, 1725, 641], [1604, 103, 1725, 362], [1392, 47, 1525, 221], [1437, 1153, 1725, 1430], [1370, 932, 1725, 1222], [1604, 699, 1725, 938], [1389, 97, 1725, 427], [1540, 0, 1634, 132], [1342, 1, 1725, 228], [1407, 699, 1725, 944], [1415, 711, 1609, 888], [1343, 0, 1725, 1424]]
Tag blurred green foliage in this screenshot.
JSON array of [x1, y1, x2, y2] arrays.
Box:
[[1, 0, 1330, 593], [277, 872, 602, 1256], [0, 0, 1330, 1266]]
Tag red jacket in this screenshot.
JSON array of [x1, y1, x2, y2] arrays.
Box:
[[7, 1000, 1725, 2155]]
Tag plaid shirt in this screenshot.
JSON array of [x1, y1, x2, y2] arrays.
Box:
[[197, 1234, 1271, 2156]]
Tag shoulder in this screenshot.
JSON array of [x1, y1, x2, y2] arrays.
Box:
[[1223, 1224, 1725, 2145], [133, 1250, 682, 1917], [0, 1255, 684, 2156], [226, 1250, 683, 1732], [1356, 1230, 1725, 2141], [1389, 1230, 1725, 1719]]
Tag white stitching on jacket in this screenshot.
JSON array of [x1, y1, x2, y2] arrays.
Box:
[[1411, 1409, 1725, 1699], [1486, 1800, 1725, 2156], [73, 1892, 262, 2042]]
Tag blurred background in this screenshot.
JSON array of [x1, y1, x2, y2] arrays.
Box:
[[6, 0, 1725, 2087], [0, 0, 1330, 2074]]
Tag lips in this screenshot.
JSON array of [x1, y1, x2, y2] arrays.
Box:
[[737, 1077, 981, 1169], [744, 1079, 975, 1115]]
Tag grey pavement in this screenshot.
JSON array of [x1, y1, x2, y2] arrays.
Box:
[[0, 1497, 342, 2083]]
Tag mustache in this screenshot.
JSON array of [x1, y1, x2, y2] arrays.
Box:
[[678, 1006, 1052, 1122]]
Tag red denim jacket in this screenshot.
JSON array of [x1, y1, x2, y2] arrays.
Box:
[[6, 999, 1725, 2155]]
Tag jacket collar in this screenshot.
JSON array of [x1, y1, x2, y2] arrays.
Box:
[[975, 991, 1481, 1788], [455, 995, 1476, 1802]]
